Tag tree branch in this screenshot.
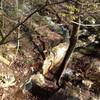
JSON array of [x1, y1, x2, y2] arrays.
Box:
[[0, 0, 66, 45], [72, 21, 100, 27], [55, 18, 80, 87]]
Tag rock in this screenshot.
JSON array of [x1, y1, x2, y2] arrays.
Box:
[[42, 42, 69, 80], [48, 86, 80, 100], [82, 80, 93, 89], [0, 65, 16, 88]]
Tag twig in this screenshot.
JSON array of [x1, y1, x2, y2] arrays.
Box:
[[9, 27, 20, 67], [9, 0, 20, 67], [72, 21, 100, 27]]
